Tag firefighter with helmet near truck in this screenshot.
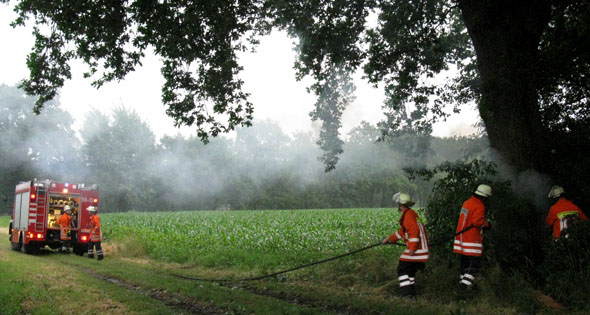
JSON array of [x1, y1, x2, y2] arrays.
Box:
[[454, 184, 492, 291], [87, 206, 104, 260], [382, 193, 429, 298], [56, 205, 72, 253], [546, 185, 587, 240]]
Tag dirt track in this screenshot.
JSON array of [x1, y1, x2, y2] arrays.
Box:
[[73, 264, 225, 315], [0, 227, 7, 235]]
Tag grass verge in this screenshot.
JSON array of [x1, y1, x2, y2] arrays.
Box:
[[0, 238, 186, 314], [0, 215, 10, 228]]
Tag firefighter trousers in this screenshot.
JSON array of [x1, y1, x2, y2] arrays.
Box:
[[397, 261, 425, 297], [459, 254, 481, 288], [88, 242, 104, 260]]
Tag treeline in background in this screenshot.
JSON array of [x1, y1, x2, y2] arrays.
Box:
[[0, 84, 488, 213]]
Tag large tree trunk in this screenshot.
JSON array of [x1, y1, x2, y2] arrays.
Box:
[[458, 0, 552, 172]]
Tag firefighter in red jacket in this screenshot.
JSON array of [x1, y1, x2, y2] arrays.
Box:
[[56, 206, 72, 253], [454, 184, 492, 289], [546, 186, 587, 240], [87, 206, 104, 260], [382, 193, 429, 297]]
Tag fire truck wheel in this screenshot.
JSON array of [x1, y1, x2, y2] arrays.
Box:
[[12, 232, 23, 252], [11, 240, 21, 251], [73, 243, 86, 256], [23, 243, 40, 254]]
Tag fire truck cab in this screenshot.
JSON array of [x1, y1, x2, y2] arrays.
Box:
[[10, 179, 99, 255]]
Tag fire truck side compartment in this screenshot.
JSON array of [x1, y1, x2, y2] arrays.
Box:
[[14, 190, 31, 230]]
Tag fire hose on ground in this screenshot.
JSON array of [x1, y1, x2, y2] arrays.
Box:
[[172, 225, 475, 283]]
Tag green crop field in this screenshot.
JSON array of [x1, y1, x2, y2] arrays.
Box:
[[3, 210, 558, 313], [0, 215, 10, 228], [101, 208, 407, 272]]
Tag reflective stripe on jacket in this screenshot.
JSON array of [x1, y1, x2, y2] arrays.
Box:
[[546, 198, 587, 239], [388, 208, 429, 262], [454, 196, 488, 257], [90, 215, 103, 242], [57, 214, 71, 241]]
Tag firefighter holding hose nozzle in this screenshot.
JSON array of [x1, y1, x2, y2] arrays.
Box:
[[57, 206, 72, 253], [382, 193, 429, 298], [453, 184, 492, 292], [87, 206, 104, 260]]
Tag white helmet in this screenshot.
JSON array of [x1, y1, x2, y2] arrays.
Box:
[[548, 186, 564, 198], [475, 184, 492, 197], [64, 205, 71, 212], [87, 206, 97, 213], [393, 192, 415, 207]]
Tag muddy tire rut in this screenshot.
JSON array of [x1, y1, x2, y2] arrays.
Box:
[[236, 284, 363, 315], [64, 262, 226, 315]]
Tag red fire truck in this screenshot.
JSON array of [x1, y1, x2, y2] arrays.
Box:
[[9, 179, 99, 255]]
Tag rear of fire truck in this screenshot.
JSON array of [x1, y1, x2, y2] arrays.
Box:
[[10, 179, 99, 254]]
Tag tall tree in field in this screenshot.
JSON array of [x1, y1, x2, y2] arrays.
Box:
[[4, 0, 589, 178], [80, 107, 159, 211], [0, 85, 80, 196]]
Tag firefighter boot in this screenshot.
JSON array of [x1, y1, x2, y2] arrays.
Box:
[[408, 285, 416, 298], [457, 282, 475, 300], [400, 286, 412, 298]]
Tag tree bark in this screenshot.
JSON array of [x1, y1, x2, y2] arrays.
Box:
[[458, 0, 552, 172]]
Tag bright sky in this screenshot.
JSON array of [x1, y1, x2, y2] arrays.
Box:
[[0, 4, 478, 140]]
